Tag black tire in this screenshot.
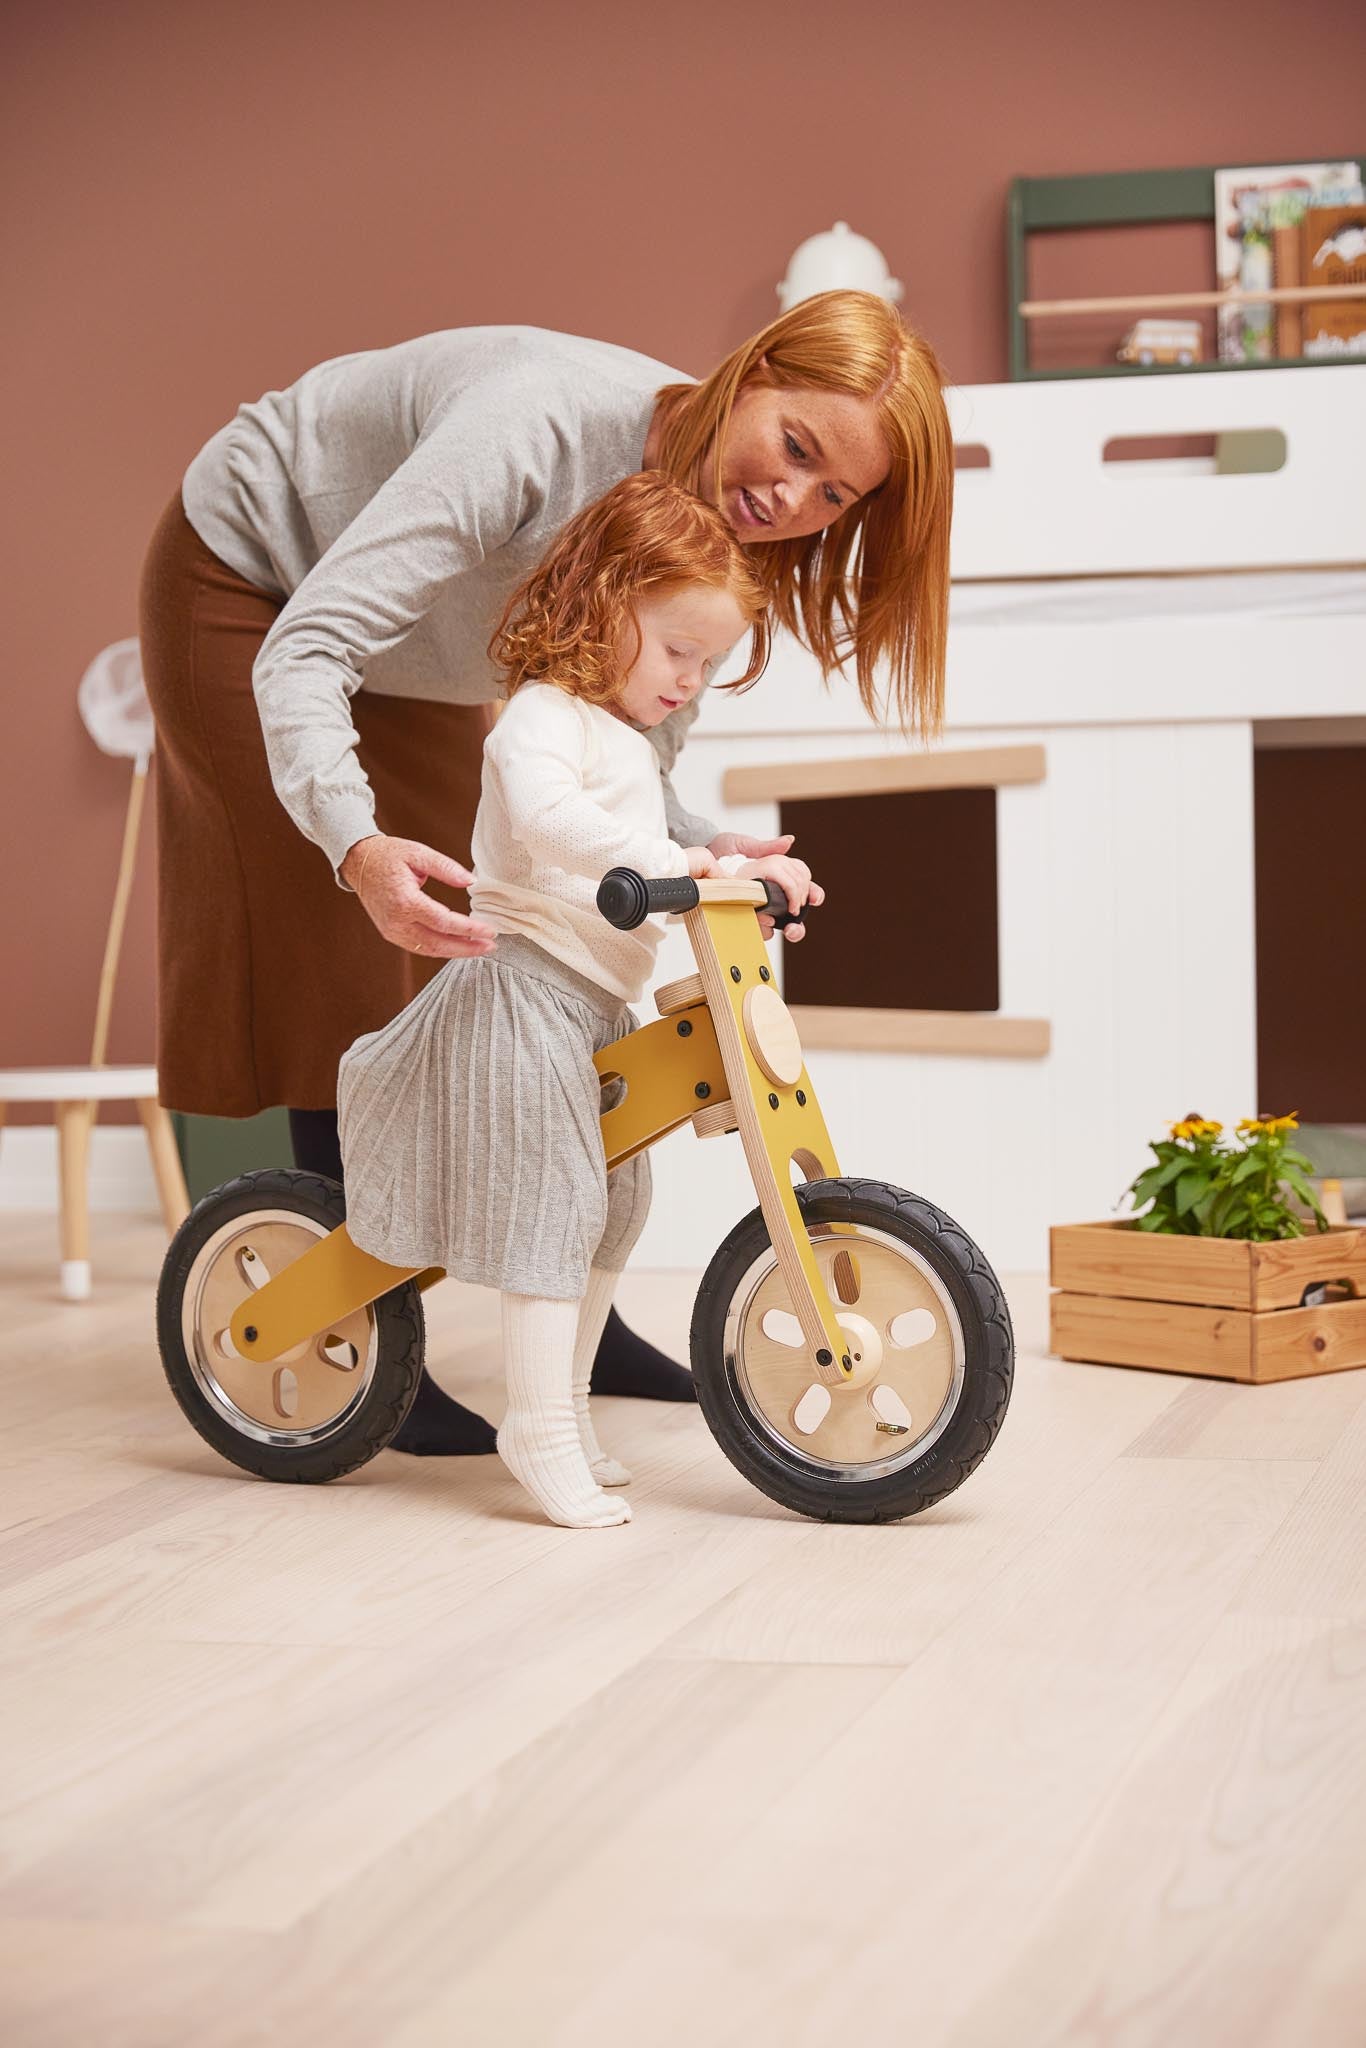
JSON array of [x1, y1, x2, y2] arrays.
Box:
[[156, 1167, 425, 1483], [691, 1177, 1013, 1523]]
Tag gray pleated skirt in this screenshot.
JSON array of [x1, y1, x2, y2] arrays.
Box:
[[336, 933, 651, 1300]]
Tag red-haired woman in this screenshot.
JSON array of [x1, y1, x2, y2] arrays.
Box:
[[139, 292, 954, 1455]]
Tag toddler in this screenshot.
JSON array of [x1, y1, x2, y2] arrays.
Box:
[[337, 471, 817, 1527]]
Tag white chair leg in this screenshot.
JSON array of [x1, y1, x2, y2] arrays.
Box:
[[56, 1100, 96, 1301], [137, 1099, 190, 1235]]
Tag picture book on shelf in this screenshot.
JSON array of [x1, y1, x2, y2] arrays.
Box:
[[1213, 161, 1363, 363]]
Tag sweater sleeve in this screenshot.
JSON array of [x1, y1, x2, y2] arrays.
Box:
[[495, 692, 689, 883], [250, 377, 556, 878]]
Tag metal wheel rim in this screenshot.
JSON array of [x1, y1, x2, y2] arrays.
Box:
[[179, 1208, 380, 1447], [723, 1220, 966, 1480]]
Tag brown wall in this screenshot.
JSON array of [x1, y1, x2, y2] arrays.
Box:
[[3, 0, 1363, 1120]]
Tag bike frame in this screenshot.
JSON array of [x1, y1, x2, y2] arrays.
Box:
[[227, 880, 859, 1390]]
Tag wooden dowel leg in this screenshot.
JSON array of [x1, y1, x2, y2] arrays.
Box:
[[56, 1100, 96, 1301], [90, 762, 148, 1072], [137, 1099, 190, 1234]]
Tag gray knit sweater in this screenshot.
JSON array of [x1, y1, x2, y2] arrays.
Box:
[[181, 326, 720, 872]]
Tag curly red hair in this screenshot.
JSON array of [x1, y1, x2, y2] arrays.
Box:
[[489, 471, 769, 705]]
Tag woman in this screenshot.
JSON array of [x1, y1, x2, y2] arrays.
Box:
[[139, 290, 954, 1456]]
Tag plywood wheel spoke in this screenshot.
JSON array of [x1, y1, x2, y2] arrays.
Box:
[[876, 1329, 957, 1432], [738, 1264, 826, 1415]]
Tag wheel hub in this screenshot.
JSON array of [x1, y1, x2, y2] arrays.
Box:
[[833, 1311, 882, 1389]]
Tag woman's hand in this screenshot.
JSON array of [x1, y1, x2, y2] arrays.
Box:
[[733, 851, 825, 944], [708, 830, 794, 863], [340, 833, 498, 959], [707, 830, 820, 940]]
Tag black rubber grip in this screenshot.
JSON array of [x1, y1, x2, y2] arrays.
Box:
[[597, 868, 701, 931], [596, 868, 811, 932]]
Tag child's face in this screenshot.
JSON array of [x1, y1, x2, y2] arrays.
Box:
[[613, 585, 750, 729]]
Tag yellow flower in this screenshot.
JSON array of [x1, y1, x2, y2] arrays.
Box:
[[1237, 1112, 1299, 1137], [1170, 1115, 1223, 1141]]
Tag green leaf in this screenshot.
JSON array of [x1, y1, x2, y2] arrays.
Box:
[[1131, 1157, 1186, 1200], [1281, 1169, 1322, 1212], [1175, 1169, 1213, 1217]]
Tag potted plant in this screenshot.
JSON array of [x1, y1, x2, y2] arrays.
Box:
[[1050, 1115, 1366, 1384]]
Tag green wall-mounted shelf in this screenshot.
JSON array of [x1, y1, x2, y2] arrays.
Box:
[[1007, 160, 1366, 382]]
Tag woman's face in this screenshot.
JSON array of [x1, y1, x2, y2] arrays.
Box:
[[703, 369, 892, 545]]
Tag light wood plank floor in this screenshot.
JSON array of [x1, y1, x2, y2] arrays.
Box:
[[2, 1210, 1365, 2048]]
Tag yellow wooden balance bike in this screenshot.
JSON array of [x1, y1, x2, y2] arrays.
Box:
[[156, 871, 1014, 1522]]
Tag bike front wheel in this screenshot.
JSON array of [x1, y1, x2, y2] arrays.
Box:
[[691, 1177, 1013, 1523]]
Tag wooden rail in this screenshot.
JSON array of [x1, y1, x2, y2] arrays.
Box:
[[1021, 284, 1366, 319], [722, 744, 1046, 807]]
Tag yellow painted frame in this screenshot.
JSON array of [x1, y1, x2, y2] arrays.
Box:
[[229, 883, 857, 1389]]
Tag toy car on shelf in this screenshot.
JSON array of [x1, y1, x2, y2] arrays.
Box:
[[1116, 317, 1203, 367]]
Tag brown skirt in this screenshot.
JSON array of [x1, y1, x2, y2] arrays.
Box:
[[138, 490, 494, 1117]]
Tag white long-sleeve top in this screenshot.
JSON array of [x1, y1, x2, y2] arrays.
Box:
[[468, 683, 748, 1004]]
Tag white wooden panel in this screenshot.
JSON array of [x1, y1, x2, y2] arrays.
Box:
[[696, 616, 1366, 744], [631, 722, 1260, 1278], [1172, 723, 1258, 1125], [995, 775, 1049, 1020], [947, 365, 1366, 578], [1107, 724, 1188, 1188], [944, 615, 1366, 733], [1040, 727, 1120, 1244]]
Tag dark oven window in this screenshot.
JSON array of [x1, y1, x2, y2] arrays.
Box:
[[778, 787, 1000, 1013]]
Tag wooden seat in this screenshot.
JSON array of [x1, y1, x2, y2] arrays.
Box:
[[0, 1067, 189, 1301]]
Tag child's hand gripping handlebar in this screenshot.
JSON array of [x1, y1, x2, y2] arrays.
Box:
[[596, 867, 807, 932]]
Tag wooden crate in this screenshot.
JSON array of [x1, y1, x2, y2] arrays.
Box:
[[1049, 1220, 1366, 1384]]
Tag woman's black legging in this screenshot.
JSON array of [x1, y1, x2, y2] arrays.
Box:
[[287, 1106, 346, 1187]]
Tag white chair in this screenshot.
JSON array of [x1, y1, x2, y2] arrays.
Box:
[[1, 639, 189, 1299]]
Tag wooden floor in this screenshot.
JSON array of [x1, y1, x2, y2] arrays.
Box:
[[2, 1211, 1366, 2048]]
